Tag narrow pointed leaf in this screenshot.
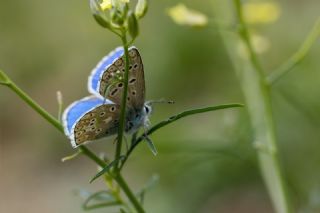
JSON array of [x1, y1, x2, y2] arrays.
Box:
[[137, 103, 244, 143], [61, 150, 82, 162], [144, 137, 157, 156], [82, 190, 121, 210], [121, 103, 244, 168], [90, 156, 125, 183]]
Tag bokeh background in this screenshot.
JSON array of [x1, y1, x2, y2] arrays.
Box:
[[1, 0, 320, 212]]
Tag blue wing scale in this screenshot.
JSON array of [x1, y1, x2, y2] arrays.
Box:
[[88, 47, 124, 97]]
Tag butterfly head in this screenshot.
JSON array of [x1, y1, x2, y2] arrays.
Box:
[[143, 102, 153, 117]]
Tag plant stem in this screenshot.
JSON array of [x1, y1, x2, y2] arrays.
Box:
[[115, 174, 145, 213], [120, 103, 244, 170], [213, 1, 292, 212], [5, 79, 64, 132], [267, 17, 320, 84], [1, 71, 144, 212], [115, 30, 130, 172]]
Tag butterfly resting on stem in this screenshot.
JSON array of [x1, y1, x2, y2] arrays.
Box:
[[62, 47, 154, 148]]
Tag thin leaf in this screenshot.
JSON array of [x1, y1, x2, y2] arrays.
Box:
[[120, 103, 244, 169], [144, 136, 157, 156], [137, 103, 243, 143], [82, 190, 121, 210], [267, 17, 320, 84], [90, 156, 125, 183], [61, 150, 82, 162]]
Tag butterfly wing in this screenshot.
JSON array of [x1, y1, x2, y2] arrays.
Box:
[[62, 96, 120, 148], [88, 47, 124, 99], [88, 46, 145, 110]]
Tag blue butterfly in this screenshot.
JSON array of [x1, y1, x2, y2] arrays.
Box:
[[62, 47, 152, 148]]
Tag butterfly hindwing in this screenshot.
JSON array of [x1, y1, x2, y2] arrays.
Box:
[[62, 96, 120, 147]]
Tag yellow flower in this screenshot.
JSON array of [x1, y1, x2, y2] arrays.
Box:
[[167, 4, 208, 27], [100, 0, 112, 11], [100, 0, 129, 11], [243, 2, 280, 24], [237, 33, 270, 59]]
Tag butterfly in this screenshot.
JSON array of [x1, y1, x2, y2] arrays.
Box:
[[62, 46, 152, 148]]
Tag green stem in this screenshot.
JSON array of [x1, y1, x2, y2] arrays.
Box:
[[213, 1, 292, 212], [267, 17, 320, 84], [115, 31, 130, 172], [120, 103, 243, 170], [0, 71, 143, 212], [234, 1, 291, 212], [5, 78, 63, 132], [115, 174, 145, 213]]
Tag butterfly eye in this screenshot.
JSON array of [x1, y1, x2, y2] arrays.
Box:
[[145, 106, 150, 114]]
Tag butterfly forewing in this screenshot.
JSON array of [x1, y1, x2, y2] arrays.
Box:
[[98, 47, 145, 110]]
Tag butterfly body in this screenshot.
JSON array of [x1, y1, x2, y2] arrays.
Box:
[[63, 47, 150, 148]]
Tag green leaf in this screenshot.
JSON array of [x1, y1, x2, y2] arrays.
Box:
[[135, 0, 148, 19], [90, 156, 125, 183], [145, 103, 243, 138], [123, 103, 244, 168], [93, 14, 112, 29], [61, 150, 82, 162], [82, 190, 121, 210], [128, 11, 139, 40], [0, 70, 10, 85], [144, 136, 157, 156]]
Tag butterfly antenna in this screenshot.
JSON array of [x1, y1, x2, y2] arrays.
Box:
[[146, 99, 175, 106]]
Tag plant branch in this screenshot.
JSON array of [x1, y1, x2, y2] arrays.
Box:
[[267, 17, 320, 84], [213, 1, 292, 212], [233, 1, 291, 212], [114, 175, 145, 213], [0, 69, 144, 212], [115, 30, 130, 172], [119, 103, 243, 170]]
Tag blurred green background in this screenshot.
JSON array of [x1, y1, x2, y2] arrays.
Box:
[[1, 0, 320, 212]]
